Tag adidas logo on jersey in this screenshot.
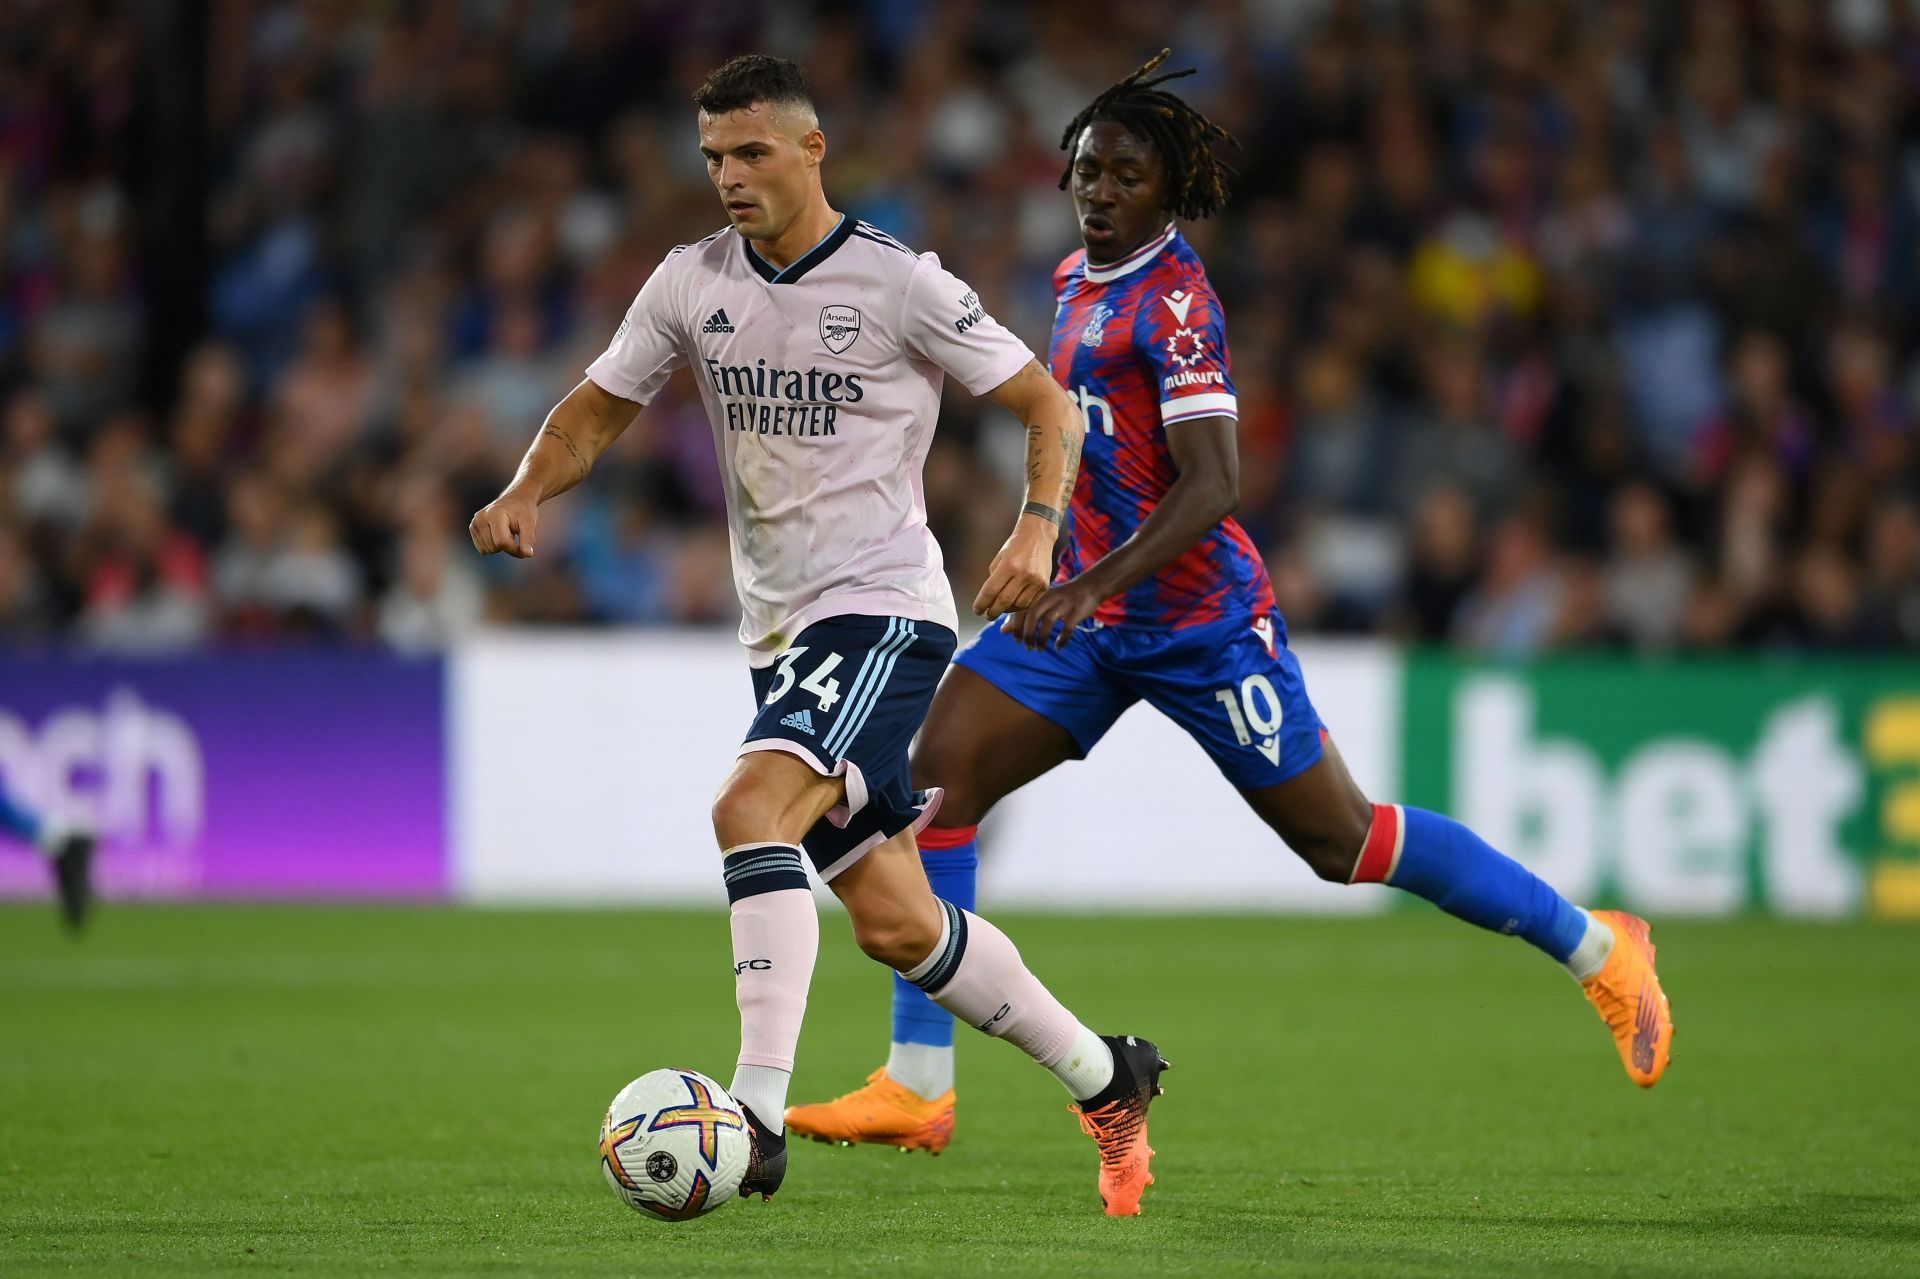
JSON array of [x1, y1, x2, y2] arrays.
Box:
[[702, 308, 735, 334], [779, 709, 816, 735]]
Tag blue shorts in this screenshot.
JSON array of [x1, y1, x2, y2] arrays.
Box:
[[744, 615, 956, 880], [953, 608, 1325, 790]]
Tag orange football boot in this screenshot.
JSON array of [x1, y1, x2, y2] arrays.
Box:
[[1071, 1034, 1169, 1217], [1581, 910, 1674, 1087], [784, 1068, 956, 1153]]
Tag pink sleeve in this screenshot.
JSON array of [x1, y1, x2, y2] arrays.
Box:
[[584, 254, 687, 405], [900, 254, 1036, 396]]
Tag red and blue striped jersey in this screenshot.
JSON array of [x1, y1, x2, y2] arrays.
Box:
[[1048, 224, 1277, 629]]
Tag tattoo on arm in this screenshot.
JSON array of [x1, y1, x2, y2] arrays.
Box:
[[541, 424, 590, 482], [1022, 500, 1063, 526], [1025, 421, 1044, 489], [1056, 423, 1082, 508]]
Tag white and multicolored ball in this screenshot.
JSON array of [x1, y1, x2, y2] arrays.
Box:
[[598, 1068, 750, 1220]]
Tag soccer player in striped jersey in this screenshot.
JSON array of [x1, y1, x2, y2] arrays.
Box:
[[470, 55, 1166, 1215], [788, 51, 1673, 1160]]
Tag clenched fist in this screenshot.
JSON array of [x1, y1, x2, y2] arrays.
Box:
[[972, 514, 1057, 617], [469, 489, 540, 558]]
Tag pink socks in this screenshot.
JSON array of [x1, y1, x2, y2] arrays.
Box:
[[722, 843, 818, 1127], [903, 901, 1114, 1099]]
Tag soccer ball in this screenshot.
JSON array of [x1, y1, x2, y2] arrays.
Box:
[[598, 1068, 751, 1220]]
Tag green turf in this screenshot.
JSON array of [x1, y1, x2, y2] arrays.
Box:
[[1, 905, 1916, 1277]]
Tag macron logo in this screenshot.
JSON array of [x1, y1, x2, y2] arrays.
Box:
[[702, 308, 735, 334], [779, 709, 816, 736], [1252, 615, 1277, 658], [1162, 290, 1194, 325]]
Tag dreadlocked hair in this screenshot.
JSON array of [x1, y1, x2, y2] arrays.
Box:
[[1057, 49, 1237, 220]]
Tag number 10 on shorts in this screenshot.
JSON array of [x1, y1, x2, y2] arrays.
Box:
[[766, 647, 845, 711], [1216, 674, 1283, 763]]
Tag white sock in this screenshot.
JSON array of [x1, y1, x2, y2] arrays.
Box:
[[1562, 909, 1615, 981], [885, 1042, 954, 1099], [1048, 1024, 1115, 1102], [728, 1063, 792, 1132]]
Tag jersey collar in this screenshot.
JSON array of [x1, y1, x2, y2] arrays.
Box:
[[744, 213, 854, 284], [1082, 222, 1177, 284]]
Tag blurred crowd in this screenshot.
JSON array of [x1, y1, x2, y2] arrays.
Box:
[[3, 0, 1920, 656]]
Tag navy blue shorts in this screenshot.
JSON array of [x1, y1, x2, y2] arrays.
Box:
[[953, 608, 1326, 790], [743, 615, 956, 880]]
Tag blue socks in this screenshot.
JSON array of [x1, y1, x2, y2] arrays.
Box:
[[1355, 803, 1590, 963], [891, 834, 977, 1048], [876, 803, 1595, 1103], [0, 786, 43, 846]]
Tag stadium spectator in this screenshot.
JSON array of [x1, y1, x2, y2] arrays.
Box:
[[1452, 510, 1567, 659], [0, 0, 1913, 657], [377, 521, 486, 654], [1602, 482, 1694, 651]]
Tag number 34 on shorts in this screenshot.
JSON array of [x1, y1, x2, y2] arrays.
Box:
[[764, 646, 846, 713], [744, 615, 955, 777]]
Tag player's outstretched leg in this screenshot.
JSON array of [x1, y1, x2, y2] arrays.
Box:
[[1251, 745, 1674, 1087], [788, 666, 1084, 1152], [832, 835, 1168, 1216], [1349, 804, 1673, 1088]]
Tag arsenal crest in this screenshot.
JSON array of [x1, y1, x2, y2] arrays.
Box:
[[820, 305, 862, 354]]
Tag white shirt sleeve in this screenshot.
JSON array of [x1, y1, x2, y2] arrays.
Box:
[[584, 253, 688, 405], [900, 253, 1036, 396]]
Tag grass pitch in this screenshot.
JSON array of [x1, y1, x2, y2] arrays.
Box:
[[1, 905, 1915, 1277]]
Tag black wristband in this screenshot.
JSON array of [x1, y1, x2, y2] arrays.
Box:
[[1021, 501, 1063, 526]]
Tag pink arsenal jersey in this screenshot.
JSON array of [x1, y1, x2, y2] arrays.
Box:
[[588, 217, 1035, 664]]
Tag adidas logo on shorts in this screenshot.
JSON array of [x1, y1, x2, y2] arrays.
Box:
[[779, 709, 815, 735], [702, 308, 735, 334]]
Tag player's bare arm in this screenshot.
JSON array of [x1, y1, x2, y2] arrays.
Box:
[[470, 378, 639, 558], [973, 359, 1086, 618], [1009, 414, 1237, 649]]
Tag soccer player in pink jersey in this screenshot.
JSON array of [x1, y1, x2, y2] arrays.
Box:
[[470, 55, 1166, 1215], [788, 51, 1674, 1159]]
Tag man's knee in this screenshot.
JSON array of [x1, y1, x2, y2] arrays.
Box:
[[911, 739, 986, 829], [711, 778, 770, 848], [712, 754, 834, 849], [927, 792, 987, 831], [1274, 792, 1375, 884]]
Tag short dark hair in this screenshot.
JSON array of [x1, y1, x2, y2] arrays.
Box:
[[693, 54, 815, 117]]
